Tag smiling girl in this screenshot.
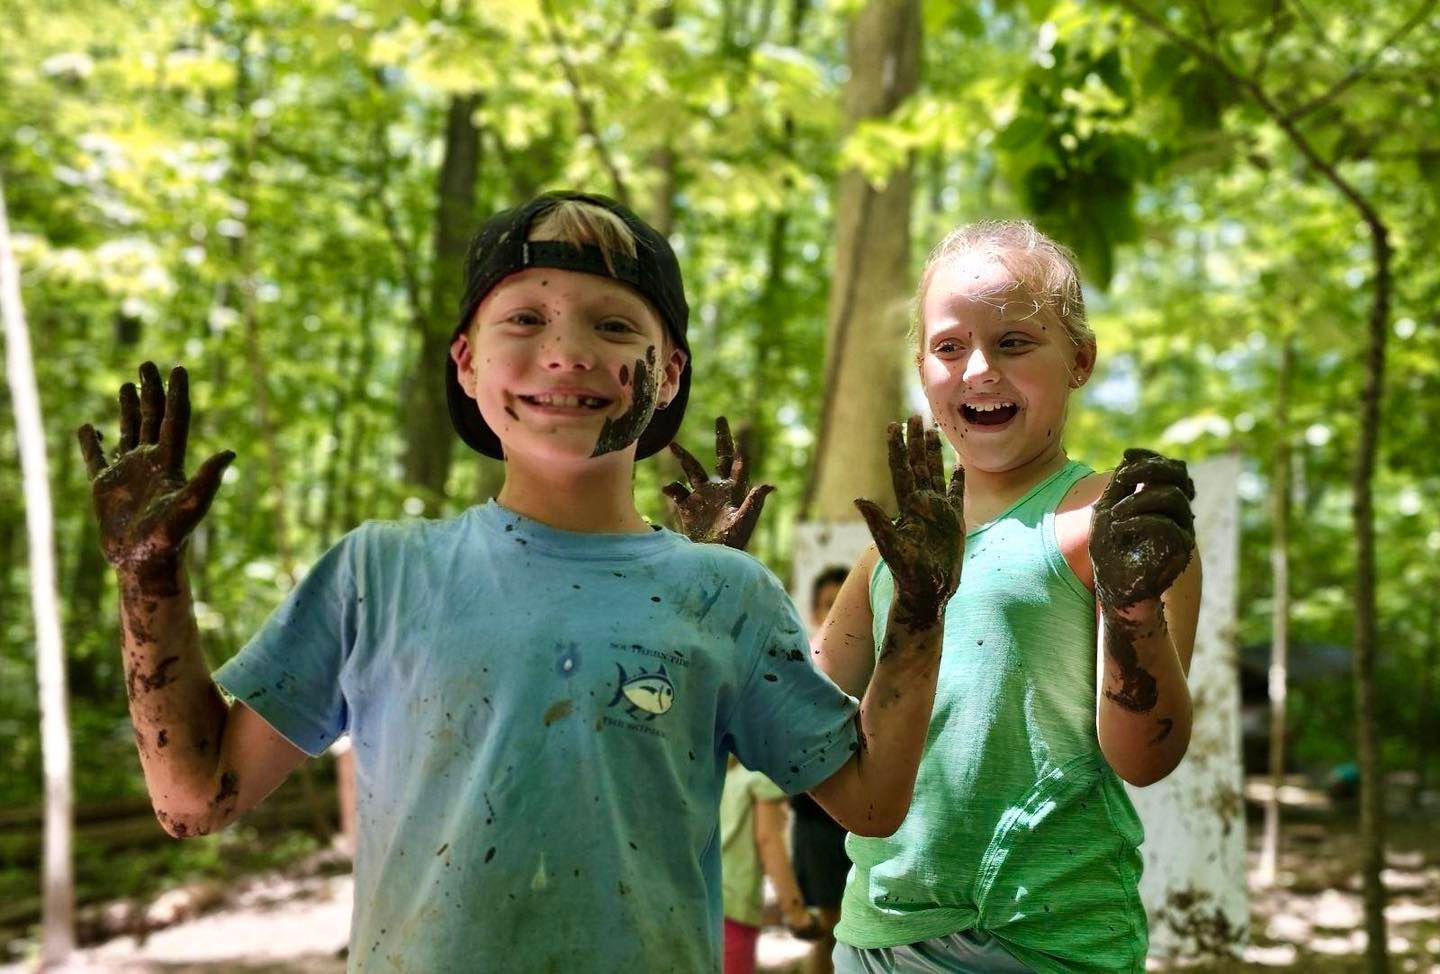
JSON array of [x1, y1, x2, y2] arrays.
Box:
[[816, 221, 1203, 973]]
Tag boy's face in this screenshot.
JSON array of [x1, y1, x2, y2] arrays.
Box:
[[450, 267, 687, 465], [919, 254, 1094, 476]]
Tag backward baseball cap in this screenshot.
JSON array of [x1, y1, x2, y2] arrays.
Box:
[[446, 191, 691, 461]]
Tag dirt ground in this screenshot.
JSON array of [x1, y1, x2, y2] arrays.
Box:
[[5, 792, 1438, 973]]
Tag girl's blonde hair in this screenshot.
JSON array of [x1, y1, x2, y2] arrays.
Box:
[[912, 220, 1094, 358]]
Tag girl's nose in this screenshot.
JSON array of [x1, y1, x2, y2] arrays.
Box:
[[962, 347, 996, 383]]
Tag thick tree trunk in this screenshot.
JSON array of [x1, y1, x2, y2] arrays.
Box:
[[1, 176, 75, 967], [1259, 334, 1293, 886], [805, 0, 921, 520], [401, 93, 481, 513], [1353, 223, 1391, 973]]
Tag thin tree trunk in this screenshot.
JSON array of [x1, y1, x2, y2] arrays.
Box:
[[1259, 333, 1293, 886], [804, 0, 921, 520], [1415, 602, 1437, 809], [1352, 220, 1391, 972], [401, 93, 481, 514], [1, 175, 75, 967]]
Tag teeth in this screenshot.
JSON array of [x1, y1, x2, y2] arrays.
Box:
[[528, 394, 607, 408], [968, 401, 1015, 412]]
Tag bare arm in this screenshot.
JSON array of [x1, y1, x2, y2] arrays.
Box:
[[753, 798, 819, 938], [809, 417, 963, 837], [80, 363, 306, 837], [1090, 449, 1202, 786]]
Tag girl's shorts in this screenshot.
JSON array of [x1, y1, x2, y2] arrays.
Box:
[[833, 930, 1034, 974]]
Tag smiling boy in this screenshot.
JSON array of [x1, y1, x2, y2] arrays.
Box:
[[78, 191, 966, 972]]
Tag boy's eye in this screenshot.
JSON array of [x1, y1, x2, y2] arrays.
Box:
[[507, 310, 544, 327], [598, 318, 638, 335]]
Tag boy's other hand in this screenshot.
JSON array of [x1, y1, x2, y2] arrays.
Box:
[[784, 906, 825, 941], [77, 362, 234, 593], [854, 416, 965, 632], [1090, 448, 1196, 617], [663, 416, 775, 551]]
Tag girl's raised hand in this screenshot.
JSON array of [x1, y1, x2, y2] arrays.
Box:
[[76, 362, 234, 592], [854, 416, 965, 631], [663, 416, 775, 551], [1090, 448, 1196, 615]]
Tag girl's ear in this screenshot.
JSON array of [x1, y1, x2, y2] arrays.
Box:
[[450, 332, 478, 399], [1069, 339, 1097, 389], [658, 344, 688, 408]]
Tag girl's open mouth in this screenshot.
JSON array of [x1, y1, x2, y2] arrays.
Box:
[[962, 402, 1018, 427]]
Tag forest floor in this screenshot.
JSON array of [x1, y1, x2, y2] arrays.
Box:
[[3, 780, 1437, 973]]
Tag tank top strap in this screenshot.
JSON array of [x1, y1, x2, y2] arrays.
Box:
[[970, 459, 1093, 539]]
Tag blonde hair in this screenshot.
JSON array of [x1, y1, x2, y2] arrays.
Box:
[[911, 220, 1094, 359], [528, 199, 638, 272]]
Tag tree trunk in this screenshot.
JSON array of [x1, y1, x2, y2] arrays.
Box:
[[1415, 602, 1437, 810], [1352, 221, 1392, 973], [804, 0, 921, 520], [1259, 333, 1293, 886], [401, 93, 481, 514], [1, 175, 75, 967]]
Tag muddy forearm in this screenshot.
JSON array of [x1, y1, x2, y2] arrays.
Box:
[[118, 561, 232, 834], [1097, 606, 1192, 786], [847, 606, 944, 832]]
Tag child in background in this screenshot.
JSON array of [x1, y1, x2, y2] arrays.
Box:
[[790, 566, 854, 974], [816, 221, 1202, 973], [78, 191, 966, 972], [720, 755, 821, 974]]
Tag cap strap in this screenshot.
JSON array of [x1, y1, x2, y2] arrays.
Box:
[[521, 241, 642, 289]]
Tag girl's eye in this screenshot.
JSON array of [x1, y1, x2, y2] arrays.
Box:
[[933, 340, 964, 355], [1000, 336, 1034, 350]]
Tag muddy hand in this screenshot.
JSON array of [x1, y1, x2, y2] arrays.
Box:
[[1090, 448, 1195, 612], [76, 362, 234, 590], [854, 416, 965, 631], [663, 416, 775, 550]]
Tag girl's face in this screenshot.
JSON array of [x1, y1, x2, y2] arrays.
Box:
[[450, 267, 686, 467], [918, 253, 1094, 478]]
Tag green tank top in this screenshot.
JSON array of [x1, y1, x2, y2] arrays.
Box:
[[835, 460, 1148, 974]]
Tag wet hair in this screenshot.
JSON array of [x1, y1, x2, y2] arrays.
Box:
[[911, 220, 1094, 360], [528, 199, 638, 272], [811, 565, 849, 609]]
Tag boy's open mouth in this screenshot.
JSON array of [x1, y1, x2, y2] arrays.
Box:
[[518, 393, 613, 411], [962, 401, 1018, 427]]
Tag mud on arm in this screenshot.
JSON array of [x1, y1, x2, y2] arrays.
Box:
[[809, 417, 964, 837], [81, 363, 304, 836], [1090, 449, 1202, 786]]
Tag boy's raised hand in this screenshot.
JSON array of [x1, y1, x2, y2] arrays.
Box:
[[854, 416, 965, 631], [663, 416, 775, 551], [76, 362, 234, 592], [1089, 448, 1196, 615]]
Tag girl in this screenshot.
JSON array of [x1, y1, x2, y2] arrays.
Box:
[[817, 221, 1202, 973]]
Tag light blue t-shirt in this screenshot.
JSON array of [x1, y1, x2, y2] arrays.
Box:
[[213, 501, 859, 973]]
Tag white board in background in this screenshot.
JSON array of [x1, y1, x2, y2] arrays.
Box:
[[1128, 451, 1248, 963]]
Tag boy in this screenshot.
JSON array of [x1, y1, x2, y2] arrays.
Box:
[[77, 191, 964, 972]]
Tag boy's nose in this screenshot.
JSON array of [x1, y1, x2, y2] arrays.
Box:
[[542, 330, 598, 371]]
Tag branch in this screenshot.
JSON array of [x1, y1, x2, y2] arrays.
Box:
[[1280, 0, 1438, 124], [1288, 0, 1343, 59], [1250, 0, 1287, 81], [603, 0, 638, 57], [1112, 0, 1387, 236], [538, 0, 632, 207]]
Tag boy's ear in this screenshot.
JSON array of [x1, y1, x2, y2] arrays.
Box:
[[1069, 339, 1097, 389], [658, 344, 688, 408], [450, 332, 478, 399]]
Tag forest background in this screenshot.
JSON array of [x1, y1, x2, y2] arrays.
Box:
[[1, 0, 1437, 968]]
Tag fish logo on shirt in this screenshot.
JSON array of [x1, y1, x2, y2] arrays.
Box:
[[609, 663, 675, 720]]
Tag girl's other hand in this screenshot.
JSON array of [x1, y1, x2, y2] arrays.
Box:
[[854, 415, 965, 632], [1090, 448, 1196, 618], [76, 362, 234, 593]]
